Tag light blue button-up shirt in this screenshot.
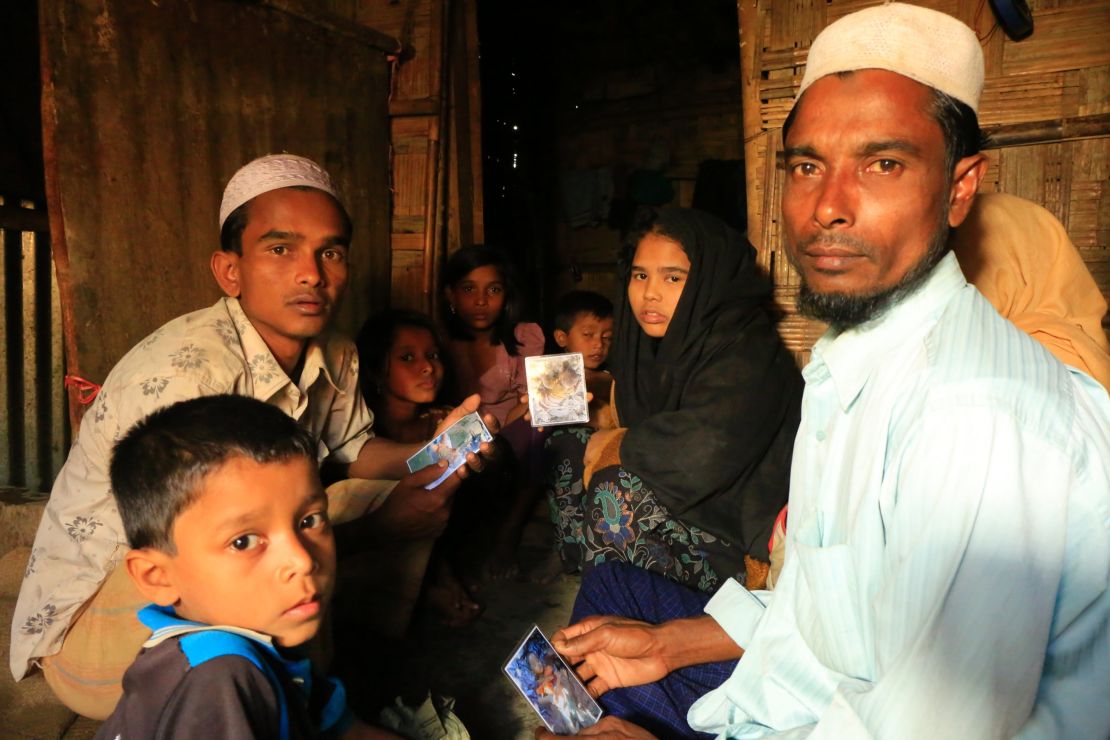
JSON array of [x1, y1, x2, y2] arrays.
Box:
[[688, 253, 1110, 739]]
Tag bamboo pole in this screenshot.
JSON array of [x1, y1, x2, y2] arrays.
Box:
[[984, 113, 1110, 149]]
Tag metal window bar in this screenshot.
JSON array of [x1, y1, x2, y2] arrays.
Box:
[[1, 195, 68, 493]]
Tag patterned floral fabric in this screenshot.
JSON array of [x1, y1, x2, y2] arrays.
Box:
[[544, 429, 735, 593], [10, 298, 373, 680]]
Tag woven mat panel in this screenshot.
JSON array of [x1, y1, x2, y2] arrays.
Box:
[[740, 0, 1110, 362]]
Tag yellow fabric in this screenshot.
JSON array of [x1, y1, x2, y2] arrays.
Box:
[[953, 192, 1110, 390], [39, 563, 147, 720], [583, 428, 628, 488]]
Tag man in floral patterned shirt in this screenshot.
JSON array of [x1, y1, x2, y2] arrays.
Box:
[[10, 154, 488, 719]]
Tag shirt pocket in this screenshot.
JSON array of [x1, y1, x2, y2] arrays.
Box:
[[790, 515, 873, 681]]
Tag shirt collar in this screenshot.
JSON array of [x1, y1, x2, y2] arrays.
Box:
[[805, 252, 967, 411], [138, 603, 275, 648], [223, 298, 342, 396]]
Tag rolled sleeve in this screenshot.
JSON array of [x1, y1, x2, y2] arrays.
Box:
[[703, 578, 770, 648]]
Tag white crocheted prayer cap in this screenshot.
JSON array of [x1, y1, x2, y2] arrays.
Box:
[[799, 2, 984, 113], [219, 153, 340, 228]]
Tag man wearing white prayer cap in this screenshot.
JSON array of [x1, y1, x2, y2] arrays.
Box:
[[12, 153, 495, 718], [536, 5, 1110, 739]]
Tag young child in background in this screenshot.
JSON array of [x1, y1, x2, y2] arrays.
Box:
[[355, 311, 482, 626], [356, 311, 451, 445], [534, 292, 615, 582], [441, 245, 545, 579], [551, 290, 615, 412], [97, 395, 399, 739]]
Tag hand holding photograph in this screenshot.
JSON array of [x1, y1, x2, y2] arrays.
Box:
[[405, 411, 493, 489], [503, 625, 603, 734], [525, 353, 590, 428]]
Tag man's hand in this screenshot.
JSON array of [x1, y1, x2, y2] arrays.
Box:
[[534, 716, 657, 739], [434, 393, 500, 477], [551, 616, 673, 698], [364, 462, 460, 540]]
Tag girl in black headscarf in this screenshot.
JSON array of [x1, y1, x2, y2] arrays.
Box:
[[544, 208, 802, 592]]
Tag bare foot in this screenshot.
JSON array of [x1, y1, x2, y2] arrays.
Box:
[[484, 538, 521, 580], [529, 550, 568, 584], [423, 561, 483, 626]]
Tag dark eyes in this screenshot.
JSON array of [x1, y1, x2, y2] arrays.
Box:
[[300, 512, 327, 530], [790, 162, 820, 177], [230, 534, 260, 551], [865, 159, 901, 174], [789, 159, 901, 176], [228, 511, 327, 552]]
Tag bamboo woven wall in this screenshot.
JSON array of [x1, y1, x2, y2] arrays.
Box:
[[738, 0, 1110, 365], [40, 0, 394, 423], [353, 0, 485, 315]]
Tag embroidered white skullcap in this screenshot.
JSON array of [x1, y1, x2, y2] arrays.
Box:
[[219, 153, 340, 228], [799, 2, 984, 112]]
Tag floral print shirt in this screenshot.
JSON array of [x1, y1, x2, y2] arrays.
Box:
[[10, 298, 373, 679]]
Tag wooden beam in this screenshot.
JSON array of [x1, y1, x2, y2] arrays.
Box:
[[0, 202, 49, 233], [389, 97, 442, 117], [256, 0, 400, 53]]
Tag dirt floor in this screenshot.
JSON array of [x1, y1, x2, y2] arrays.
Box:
[[48, 504, 581, 739], [335, 508, 583, 740]]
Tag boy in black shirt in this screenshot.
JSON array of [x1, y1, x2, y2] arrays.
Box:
[[97, 395, 399, 738]]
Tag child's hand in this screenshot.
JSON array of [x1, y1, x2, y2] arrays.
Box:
[[504, 395, 531, 428]]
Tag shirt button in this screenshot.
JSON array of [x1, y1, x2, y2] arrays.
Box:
[[816, 430, 826, 441]]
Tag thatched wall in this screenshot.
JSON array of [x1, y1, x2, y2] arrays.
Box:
[[41, 0, 394, 420]]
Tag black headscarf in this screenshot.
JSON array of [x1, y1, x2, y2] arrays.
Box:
[[612, 208, 774, 423], [609, 208, 802, 559]]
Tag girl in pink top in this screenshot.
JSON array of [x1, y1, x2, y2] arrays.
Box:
[[442, 246, 545, 578]]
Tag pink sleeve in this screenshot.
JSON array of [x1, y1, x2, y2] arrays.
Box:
[[515, 322, 546, 358]]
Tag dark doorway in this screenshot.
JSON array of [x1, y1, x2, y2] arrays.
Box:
[[476, 0, 745, 323]]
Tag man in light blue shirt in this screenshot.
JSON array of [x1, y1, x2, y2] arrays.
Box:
[[539, 4, 1110, 739]]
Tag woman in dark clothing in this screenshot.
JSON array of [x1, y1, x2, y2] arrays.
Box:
[[544, 208, 802, 592]]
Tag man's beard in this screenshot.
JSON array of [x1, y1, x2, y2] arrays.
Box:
[[794, 212, 951, 331]]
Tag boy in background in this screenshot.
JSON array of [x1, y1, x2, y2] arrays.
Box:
[[533, 292, 615, 582], [97, 395, 400, 739], [551, 290, 614, 411]]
